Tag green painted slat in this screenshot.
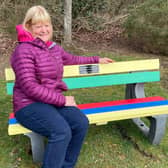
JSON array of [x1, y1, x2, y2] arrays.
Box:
[[64, 71, 160, 89], [7, 83, 14, 95], [6, 71, 160, 95]]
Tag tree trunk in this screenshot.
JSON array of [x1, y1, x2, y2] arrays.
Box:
[[64, 0, 72, 44]]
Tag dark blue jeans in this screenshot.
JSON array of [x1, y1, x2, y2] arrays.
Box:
[[15, 102, 89, 168]]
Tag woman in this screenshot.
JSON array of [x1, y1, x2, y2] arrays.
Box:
[[11, 5, 113, 168]]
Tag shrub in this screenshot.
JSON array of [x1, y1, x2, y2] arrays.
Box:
[[123, 0, 168, 55], [0, 0, 140, 35], [72, 0, 142, 31], [0, 0, 64, 40]]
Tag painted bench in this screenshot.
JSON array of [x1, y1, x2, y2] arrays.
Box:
[[5, 59, 168, 163]]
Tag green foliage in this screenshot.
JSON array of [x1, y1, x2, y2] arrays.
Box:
[[72, 0, 142, 18], [72, 0, 142, 30], [0, 0, 64, 39], [123, 0, 168, 55], [72, 0, 107, 18], [0, 0, 141, 34]]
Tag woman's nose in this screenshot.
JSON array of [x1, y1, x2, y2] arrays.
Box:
[[41, 26, 46, 32]]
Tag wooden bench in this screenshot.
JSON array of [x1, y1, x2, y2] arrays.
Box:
[[5, 59, 168, 163]]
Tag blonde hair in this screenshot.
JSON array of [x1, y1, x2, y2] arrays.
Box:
[[23, 6, 52, 31]]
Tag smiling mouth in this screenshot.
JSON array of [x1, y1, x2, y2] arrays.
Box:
[[39, 34, 48, 36]]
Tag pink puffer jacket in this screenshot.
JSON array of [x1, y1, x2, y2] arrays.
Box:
[[11, 25, 99, 113]]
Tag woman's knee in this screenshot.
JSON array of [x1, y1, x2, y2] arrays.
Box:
[[49, 124, 72, 143], [59, 106, 89, 132], [75, 110, 89, 132], [81, 114, 89, 129]]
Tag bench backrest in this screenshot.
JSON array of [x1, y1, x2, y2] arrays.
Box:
[[5, 59, 160, 95]]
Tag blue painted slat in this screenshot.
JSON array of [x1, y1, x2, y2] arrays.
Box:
[[9, 100, 168, 125], [9, 118, 17, 124], [82, 100, 168, 114]]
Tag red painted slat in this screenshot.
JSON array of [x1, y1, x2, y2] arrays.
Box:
[[77, 96, 165, 109], [9, 96, 165, 118]]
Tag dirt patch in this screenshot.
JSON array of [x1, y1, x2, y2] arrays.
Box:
[[72, 24, 125, 52]]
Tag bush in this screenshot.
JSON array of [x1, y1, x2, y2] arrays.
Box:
[[0, 0, 64, 40], [72, 0, 142, 31], [0, 0, 141, 35], [123, 0, 168, 55]]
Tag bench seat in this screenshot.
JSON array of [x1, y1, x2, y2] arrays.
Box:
[[8, 96, 168, 135]]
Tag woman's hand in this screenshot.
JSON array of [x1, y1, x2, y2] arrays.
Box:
[[99, 57, 114, 64], [65, 96, 77, 106]]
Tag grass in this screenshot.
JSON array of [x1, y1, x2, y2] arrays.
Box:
[[0, 52, 168, 168]]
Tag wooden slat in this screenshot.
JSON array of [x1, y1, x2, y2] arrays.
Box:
[[6, 71, 160, 95], [6, 83, 14, 95], [8, 124, 31, 135], [8, 97, 164, 118], [5, 68, 15, 81], [63, 71, 160, 89], [82, 100, 168, 114], [78, 96, 165, 109], [87, 105, 168, 124], [64, 59, 159, 77], [5, 59, 159, 81]]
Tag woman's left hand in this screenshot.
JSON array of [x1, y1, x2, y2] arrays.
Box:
[[99, 57, 114, 64]]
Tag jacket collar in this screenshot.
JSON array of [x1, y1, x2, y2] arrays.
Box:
[[30, 38, 50, 49]]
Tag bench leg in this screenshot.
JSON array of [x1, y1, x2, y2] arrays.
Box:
[[132, 118, 149, 136], [125, 83, 167, 145], [132, 115, 167, 145], [125, 83, 145, 99], [148, 115, 167, 145], [25, 132, 45, 163]]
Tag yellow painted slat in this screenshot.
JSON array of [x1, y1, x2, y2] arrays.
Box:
[[8, 124, 31, 135], [5, 68, 15, 81], [5, 59, 159, 81], [87, 105, 168, 124], [96, 122, 108, 125], [64, 59, 159, 77], [9, 105, 168, 135]]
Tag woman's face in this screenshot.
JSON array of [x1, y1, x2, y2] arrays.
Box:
[[30, 22, 53, 42]]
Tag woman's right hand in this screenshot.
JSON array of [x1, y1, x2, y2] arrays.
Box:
[[65, 96, 77, 106]]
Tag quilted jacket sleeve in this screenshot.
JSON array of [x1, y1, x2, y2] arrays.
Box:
[[59, 45, 99, 65]]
